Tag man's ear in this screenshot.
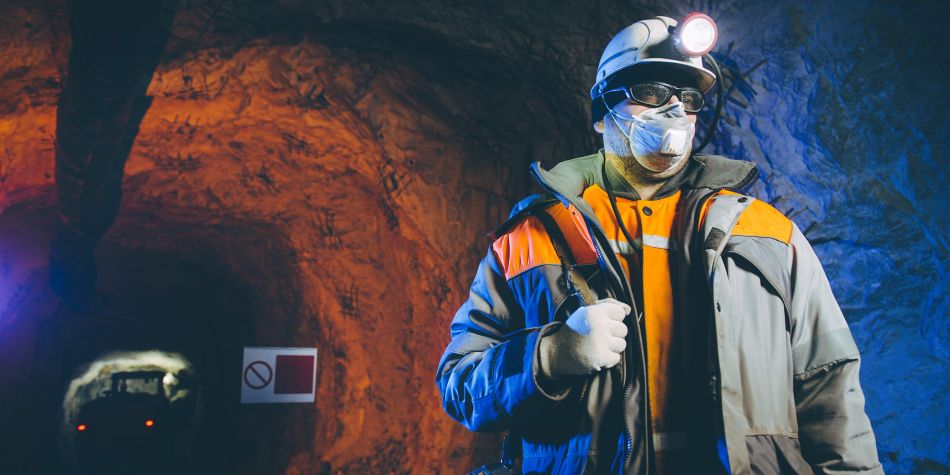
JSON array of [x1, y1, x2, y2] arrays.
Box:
[[594, 120, 605, 134]]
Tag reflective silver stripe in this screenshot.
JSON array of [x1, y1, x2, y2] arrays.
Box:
[[608, 235, 668, 252], [652, 432, 688, 451], [642, 233, 669, 249], [608, 238, 640, 255]]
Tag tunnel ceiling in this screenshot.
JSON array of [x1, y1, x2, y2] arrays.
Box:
[[1, 0, 948, 474]]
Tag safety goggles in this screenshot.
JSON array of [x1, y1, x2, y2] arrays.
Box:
[[602, 82, 705, 113]]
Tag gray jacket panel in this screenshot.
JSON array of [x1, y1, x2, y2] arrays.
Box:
[[702, 195, 882, 474]]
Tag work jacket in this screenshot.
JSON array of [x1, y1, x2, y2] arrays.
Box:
[[436, 152, 882, 475]]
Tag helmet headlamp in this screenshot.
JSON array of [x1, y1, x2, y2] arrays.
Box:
[[675, 13, 718, 57]]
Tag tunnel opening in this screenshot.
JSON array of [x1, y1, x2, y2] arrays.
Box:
[[0, 201, 321, 474], [61, 350, 200, 474], [55, 245, 255, 475]]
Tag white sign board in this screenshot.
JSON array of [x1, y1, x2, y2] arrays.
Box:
[[241, 347, 317, 404]]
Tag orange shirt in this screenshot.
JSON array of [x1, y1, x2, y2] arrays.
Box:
[[582, 184, 688, 474]]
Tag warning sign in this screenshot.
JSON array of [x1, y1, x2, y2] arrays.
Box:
[[241, 347, 318, 404]]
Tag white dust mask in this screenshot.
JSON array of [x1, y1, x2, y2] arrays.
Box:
[[610, 102, 696, 172]]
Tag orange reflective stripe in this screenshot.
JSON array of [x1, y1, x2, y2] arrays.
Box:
[[733, 199, 793, 244], [544, 203, 599, 266], [491, 205, 600, 281], [491, 215, 561, 280], [697, 190, 793, 244]]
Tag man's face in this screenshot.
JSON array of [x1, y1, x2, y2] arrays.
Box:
[[598, 84, 700, 180]]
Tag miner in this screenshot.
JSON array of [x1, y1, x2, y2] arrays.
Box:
[[437, 14, 882, 475]]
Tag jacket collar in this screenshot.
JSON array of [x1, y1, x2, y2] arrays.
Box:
[[602, 154, 702, 201], [530, 150, 758, 210]]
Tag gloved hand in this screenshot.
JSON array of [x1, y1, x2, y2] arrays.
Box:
[[538, 298, 630, 380]]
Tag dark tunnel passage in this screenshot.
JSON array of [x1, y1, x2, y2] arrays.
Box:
[[1, 202, 327, 474]]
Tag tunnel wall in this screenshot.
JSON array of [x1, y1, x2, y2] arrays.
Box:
[[0, 0, 947, 473], [702, 2, 949, 471]]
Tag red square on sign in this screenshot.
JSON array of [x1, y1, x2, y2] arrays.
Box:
[[274, 355, 315, 394]]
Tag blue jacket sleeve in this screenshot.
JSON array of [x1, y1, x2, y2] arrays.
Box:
[[435, 247, 571, 433]]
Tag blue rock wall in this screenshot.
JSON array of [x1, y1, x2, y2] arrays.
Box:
[[695, 1, 949, 472]]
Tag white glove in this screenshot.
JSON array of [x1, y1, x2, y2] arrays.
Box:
[[538, 298, 630, 380]]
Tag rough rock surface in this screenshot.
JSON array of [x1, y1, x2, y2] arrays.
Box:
[[0, 0, 946, 473]]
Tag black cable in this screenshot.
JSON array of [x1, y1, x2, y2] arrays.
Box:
[[600, 160, 647, 331], [601, 160, 641, 275], [694, 53, 723, 153]]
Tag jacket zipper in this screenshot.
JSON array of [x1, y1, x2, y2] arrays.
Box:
[[689, 187, 730, 471], [586, 223, 641, 471], [598, 163, 652, 473], [529, 170, 649, 474]]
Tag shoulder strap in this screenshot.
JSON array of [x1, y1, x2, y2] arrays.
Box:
[[488, 196, 560, 241], [534, 207, 595, 308]]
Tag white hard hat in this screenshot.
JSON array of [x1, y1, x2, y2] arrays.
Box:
[[590, 15, 718, 126]]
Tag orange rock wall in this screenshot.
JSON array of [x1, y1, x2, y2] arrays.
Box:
[[0, 1, 599, 473]]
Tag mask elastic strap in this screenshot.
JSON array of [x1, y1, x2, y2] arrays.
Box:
[[609, 112, 636, 144], [600, 94, 641, 124]]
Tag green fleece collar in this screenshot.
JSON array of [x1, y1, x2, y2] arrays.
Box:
[[602, 154, 706, 201], [531, 150, 758, 203]]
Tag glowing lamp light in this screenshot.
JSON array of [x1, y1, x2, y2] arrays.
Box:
[[145, 419, 155, 427], [677, 13, 718, 56], [77, 424, 87, 432]]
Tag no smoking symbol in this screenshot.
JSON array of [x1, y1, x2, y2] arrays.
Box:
[[244, 361, 273, 390]]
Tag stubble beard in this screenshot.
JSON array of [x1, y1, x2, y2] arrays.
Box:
[[602, 115, 689, 184]]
